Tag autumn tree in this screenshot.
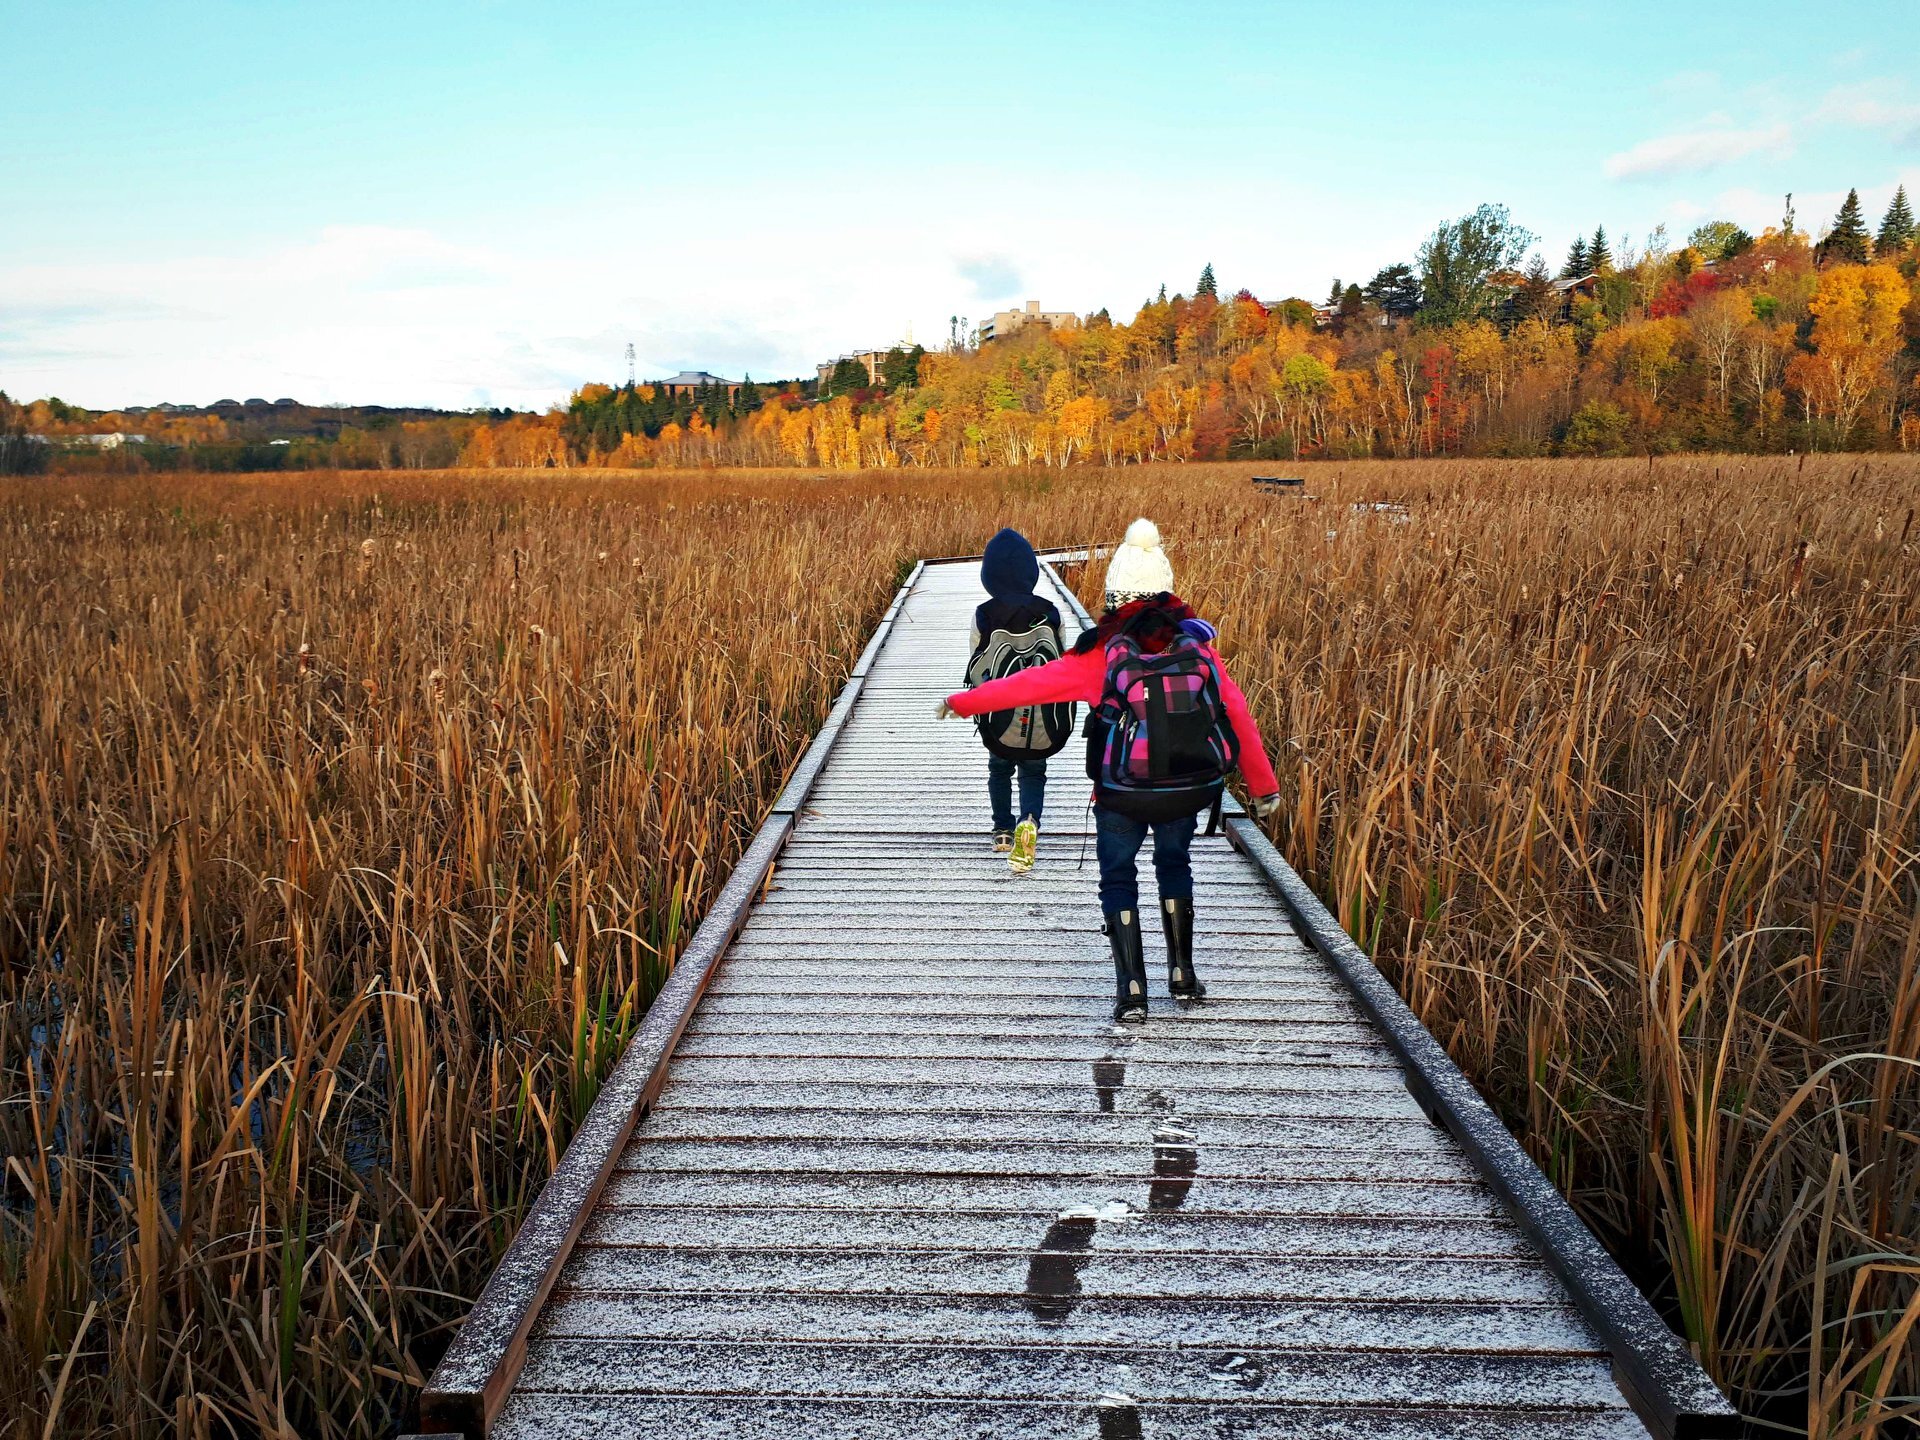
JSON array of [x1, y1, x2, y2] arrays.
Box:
[[1789, 263, 1907, 444], [1688, 287, 1751, 411], [0, 390, 49, 475], [1688, 220, 1753, 263], [1877, 186, 1915, 255], [1818, 189, 1871, 266]]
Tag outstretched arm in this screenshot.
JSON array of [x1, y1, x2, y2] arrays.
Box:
[[1212, 656, 1279, 797], [946, 647, 1104, 718]]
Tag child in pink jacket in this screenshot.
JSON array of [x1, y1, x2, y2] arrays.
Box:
[[942, 519, 1280, 1022]]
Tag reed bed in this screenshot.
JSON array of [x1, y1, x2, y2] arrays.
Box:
[[0, 456, 1916, 1437]]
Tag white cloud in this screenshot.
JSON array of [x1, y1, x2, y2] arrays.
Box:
[[1603, 124, 1792, 180], [955, 254, 1023, 302], [1815, 81, 1920, 145]]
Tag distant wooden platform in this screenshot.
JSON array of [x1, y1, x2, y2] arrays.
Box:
[[421, 559, 1734, 1439]]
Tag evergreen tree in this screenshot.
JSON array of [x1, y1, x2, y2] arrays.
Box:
[[828, 358, 870, 397], [735, 374, 763, 413], [1819, 189, 1871, 265], [1877, 185, 1915, 254], [1156, 283, 1167, 303], [1561, 236, 1589, 278], [1517, 254, 1557, 323], [1417, 203, 1535, 326], [1341, 283, 1364, 315], [880, 345, 926, 391], [1195, 263, 1218, 298], [1362, 262, 1422, 320], [1588, 226, 1612, 273]]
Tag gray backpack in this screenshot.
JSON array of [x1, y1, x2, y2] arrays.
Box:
[[966, 614, 1073, 761]]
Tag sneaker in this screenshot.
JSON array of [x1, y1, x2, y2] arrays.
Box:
[[992, 830, 1014, 853], [1008, 818, 1038, 873]]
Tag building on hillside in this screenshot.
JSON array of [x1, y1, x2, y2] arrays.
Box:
[[1551, 273, 1601, 320], [815, 348, 893, 391], [75, 433, 145, 449], [977, 300, 1077, 345], [657, 370, 741, 400]]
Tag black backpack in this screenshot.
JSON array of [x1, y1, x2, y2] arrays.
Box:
[[1091, 627, 1238, 822], [966, 605, 1074, 762]]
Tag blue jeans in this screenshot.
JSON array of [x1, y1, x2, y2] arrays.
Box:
[[988, 756, 1047, 832], [1095, 805, 1197, 915]]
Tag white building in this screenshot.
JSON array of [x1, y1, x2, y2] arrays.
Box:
[[978, 300, 1077, 344]]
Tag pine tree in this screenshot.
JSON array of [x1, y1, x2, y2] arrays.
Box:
[[1196, 263, 1218, 298], [1363, 263, 1422, 320], [1877, 185, 1916, 255], [1518, 254, 1557, 323], [1156, 283, 1167, 304], [1819, 188, 1871, 265], [1327, 277, 1344, 306], [1561, 236, 1589, 278], [1588, 226, 1612, 273]]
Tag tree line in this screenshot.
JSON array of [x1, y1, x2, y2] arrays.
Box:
[[472, 187, 1920, 468], [8, 187, 1917, 475]]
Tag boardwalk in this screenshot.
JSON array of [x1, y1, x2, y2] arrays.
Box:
[[422, 559, 1733, 1439]]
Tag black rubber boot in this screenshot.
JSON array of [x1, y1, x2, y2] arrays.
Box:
[[1105, 908, 1149, 1023], [1163, 897, 1205, 1001]]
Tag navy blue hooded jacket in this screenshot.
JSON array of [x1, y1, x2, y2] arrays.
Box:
[[968, 529, 1062, 673]]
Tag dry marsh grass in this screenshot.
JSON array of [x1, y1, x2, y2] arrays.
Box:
[[1, 456, 1916, 1437]]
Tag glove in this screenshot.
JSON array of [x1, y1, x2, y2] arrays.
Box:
[[935, 697, 961, 720], [1248, 793, 1282, 821]]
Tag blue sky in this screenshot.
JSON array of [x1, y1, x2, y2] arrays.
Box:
[[3, 0, 1914, 410]]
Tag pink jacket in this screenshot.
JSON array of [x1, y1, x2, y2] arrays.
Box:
[[947, 644, 1279, 798]]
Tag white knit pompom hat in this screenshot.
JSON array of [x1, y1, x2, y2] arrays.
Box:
[[1103, 517, 1175, 610]]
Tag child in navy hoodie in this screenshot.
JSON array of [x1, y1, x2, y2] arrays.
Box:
[[963, 529, 1073, 873]]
